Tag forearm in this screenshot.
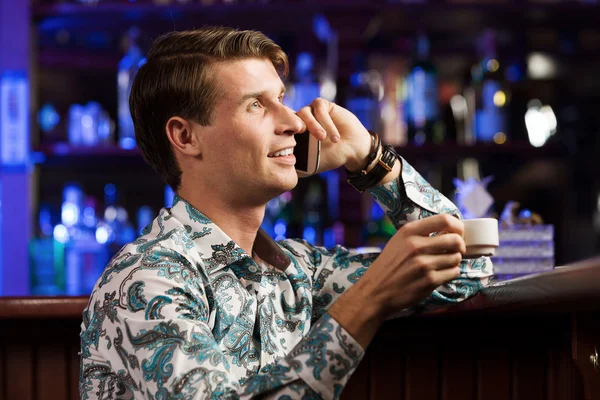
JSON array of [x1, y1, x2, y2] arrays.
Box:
[[327, 275, 384, 349]]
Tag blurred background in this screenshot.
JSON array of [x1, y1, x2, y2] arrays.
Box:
[[0, 0, 598, 296]]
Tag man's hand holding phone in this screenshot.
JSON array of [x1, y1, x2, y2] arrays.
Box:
[[294, 98, 383, 177]]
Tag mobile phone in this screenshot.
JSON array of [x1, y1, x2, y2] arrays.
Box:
[[294, 131, 321, 178]]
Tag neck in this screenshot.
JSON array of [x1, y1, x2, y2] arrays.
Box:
[[177, 187, 265, 256]]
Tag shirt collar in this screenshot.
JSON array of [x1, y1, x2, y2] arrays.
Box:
[[169, 195, 291, 274]]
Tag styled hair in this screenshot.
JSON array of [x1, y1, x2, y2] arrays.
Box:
[[129, 27, 289, 191]]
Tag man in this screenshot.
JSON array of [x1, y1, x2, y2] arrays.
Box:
[[80, 27, 493, 399]]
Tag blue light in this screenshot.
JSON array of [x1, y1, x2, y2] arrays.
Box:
[[104, 183, 116, 197], [323, 227, 335, 249], [104, 206, 118, 222], [119, 137, 136, 150], [303, 226, 316, 244], [312, 14, 332, 42], [61, 203, 79, 226], [370, 202, 385, 220], [95, 226, 109, 244], [519, 209, 532, 218], [350, 72, 364, 87], [38, 103, 60, 133], [274, 219, 287, 237], [83, 206, 96, 228], [53, 224, 70, 244], [505, 64, 523, 82], [164, 185, 175, 208]]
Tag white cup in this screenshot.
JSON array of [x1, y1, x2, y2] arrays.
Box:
[[462, 218, 499, 258]]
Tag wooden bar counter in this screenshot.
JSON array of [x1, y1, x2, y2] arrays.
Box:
[[1, 258, 599, 400]]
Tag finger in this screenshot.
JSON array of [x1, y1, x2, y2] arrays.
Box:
[[297, 105, 327, 141], [311, 98, 341, 143], [295, 114, 308, 134], [412, 252, 462, 272], [430, 266, 461, 286], [405, 214, 464, 237], [409, 253, 461, 289], [417, 233, 466, 255]]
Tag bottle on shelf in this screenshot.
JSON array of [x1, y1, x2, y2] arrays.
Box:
[[283, 52, 322, 112], [37, 103, 61, 143], [59, 184, 108, 295], [29, 204, 64, 295], [96, 183, 131, 258], [115, 206, 136, 246], [469, 29, 510, 144], [345, 54, 384, 134], [118, 27, 146, 150], [302, 180, 324, 246], [67, 102, 114, 147], [81, 196, 110, 294], [405, 32, 442, 146]]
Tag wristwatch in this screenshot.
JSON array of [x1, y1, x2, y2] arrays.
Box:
[[345, 133, 397, 193]]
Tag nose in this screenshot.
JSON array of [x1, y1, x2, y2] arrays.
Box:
[[275, 104, 305, 136]]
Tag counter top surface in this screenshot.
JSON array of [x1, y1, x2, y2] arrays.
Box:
[[1, 257, 599, 319]]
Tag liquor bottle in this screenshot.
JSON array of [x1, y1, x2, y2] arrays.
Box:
[[60, 184, 109, 295], [470, 29, 509, 144], [345, 54, 383, 133], [405, 32, 442, 145], [283, 52, 321, 112], [29, 204, 64, 295], [96, 183, 128, 258], [118, 27, 146, 150], [80, 196, 110, 294], [302, 180, 324, 246], [115, 206, 136, 246], [61, 183, 85, 295]]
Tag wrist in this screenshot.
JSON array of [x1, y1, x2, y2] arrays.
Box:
[[346, 143, 397, 193], [344, 130, 374, 172]]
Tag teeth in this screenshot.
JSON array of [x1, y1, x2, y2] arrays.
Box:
[[270, 148, 293, 157]]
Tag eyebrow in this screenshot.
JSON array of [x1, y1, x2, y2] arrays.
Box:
[[238, 86, 286, 106]]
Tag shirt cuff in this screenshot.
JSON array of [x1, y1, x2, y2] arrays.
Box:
[[368, 156, 462, 228]]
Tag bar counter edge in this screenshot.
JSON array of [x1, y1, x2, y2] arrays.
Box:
[[1, 256, 598, 319]]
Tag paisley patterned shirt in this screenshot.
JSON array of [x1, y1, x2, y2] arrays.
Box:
[[80, 157, 493, 400]]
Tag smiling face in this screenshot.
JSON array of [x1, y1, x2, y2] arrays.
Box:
[[193, 58, 305, 206]]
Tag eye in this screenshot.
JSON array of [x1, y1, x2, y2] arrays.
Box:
[[249, 100, 261, 110]]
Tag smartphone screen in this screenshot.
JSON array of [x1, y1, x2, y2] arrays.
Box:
[[294, 131, 310, 172]]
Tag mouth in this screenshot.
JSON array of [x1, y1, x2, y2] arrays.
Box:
[[267, 147, 295, 158]]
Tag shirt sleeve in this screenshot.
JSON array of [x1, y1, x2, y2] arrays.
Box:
[[80, 255, 363, 400], [291, 157, 492, 323], [366, 155, 494, 312]]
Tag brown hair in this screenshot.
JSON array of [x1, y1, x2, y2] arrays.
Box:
[[129, 27, 289, 191]]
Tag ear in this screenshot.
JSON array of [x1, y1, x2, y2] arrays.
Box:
[[165, 116, 202, 157]]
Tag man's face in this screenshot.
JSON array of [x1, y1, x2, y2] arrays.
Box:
[[195, 58, 304, 206]]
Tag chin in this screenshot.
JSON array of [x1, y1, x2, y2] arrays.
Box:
[[267, 172, 298, 198]]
